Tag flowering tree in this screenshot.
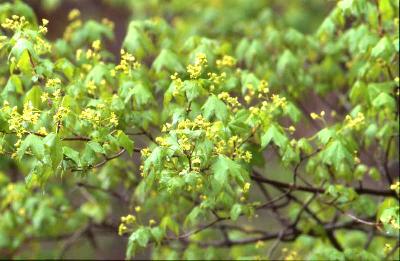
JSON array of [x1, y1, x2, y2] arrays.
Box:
[[0, 0, 399, 259]]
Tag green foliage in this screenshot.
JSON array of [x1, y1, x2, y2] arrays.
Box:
[[0, 0, 399, 260]]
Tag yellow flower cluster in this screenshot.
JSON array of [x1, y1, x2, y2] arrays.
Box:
[[78, 103, 118, 128], [170, 72, 184, 96], [2, 102, 41, 138], [101, 18, 115, 30], [34, 35, 52, 54], [310, 110, 325, 120], [187, 53, 207, 79], [109, 112, 118, 126], [216, 55, 236, 68], [177, 136, 191, 152], [257, 80, 270, 100], [242, 182, 251, 193], [118, 214, 136, 236], [80, 108, 101, 126], [22, 102, 40, 124], [68, 9, 80, 21], [53, 106, 70, 126], [2, 184, 26, 207], [39, 19, 49, 34], [37, 126, 48, 136], [215, 135, 252, 162], [218, 92, 241, 109], [92, 40, 101, 51], [86, 80, 97, 95], [155, 136, 169, 147], [208, 72, 226, 91], [344, 112, 365, 129], [114, 49, 141, 74], [390, 181, 400, 194], [178, 115, 212, 131], [46, 78, 62, 88], [1, 15, 28, 31], [282, 248, 300, 261], [141, 148, 151, 158], [244, 80, 269, 103], [64, 9, 82, 40], [8, 107, 25, 138], [271, 94, 287, 109]]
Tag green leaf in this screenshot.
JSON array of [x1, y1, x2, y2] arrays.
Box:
[[277, 49, 298, 76], [321, 140, 352, 168], [43, 133, 63, 170], [131, 82, 154, 107], [16, 49, 33, 75], [151, 227, 165, 244], [55, 58, 74, 81], [202, 94, 228, 121], [160, 216, 179, 235], [87, 141, 106, 154], [63, 146, 80, 165], [371, 37, 395, 60], [24, 86, 42, 109], [316, 128, 335, 145], [284, 102, 302, 122], [184, 80, 204, 102], [117, 131, 134, 156], [212, 155, 247, 190], [17, 134, 45, 160], [261, 124, 288, 149], [152, 49, 184, 72], [371, 92, 395, 110], [230, 204, 242, 221]]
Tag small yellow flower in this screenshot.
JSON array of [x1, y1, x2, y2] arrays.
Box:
[[118, 223, 127, 236], [243, 182, 251, 193], [68, 9, 81, 21], [37, 127, 48, 136], [41, 92, 49, 103], [216, 55, 236, 68], [92, 40, 101, 51], [310, 112, 319, 120]]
